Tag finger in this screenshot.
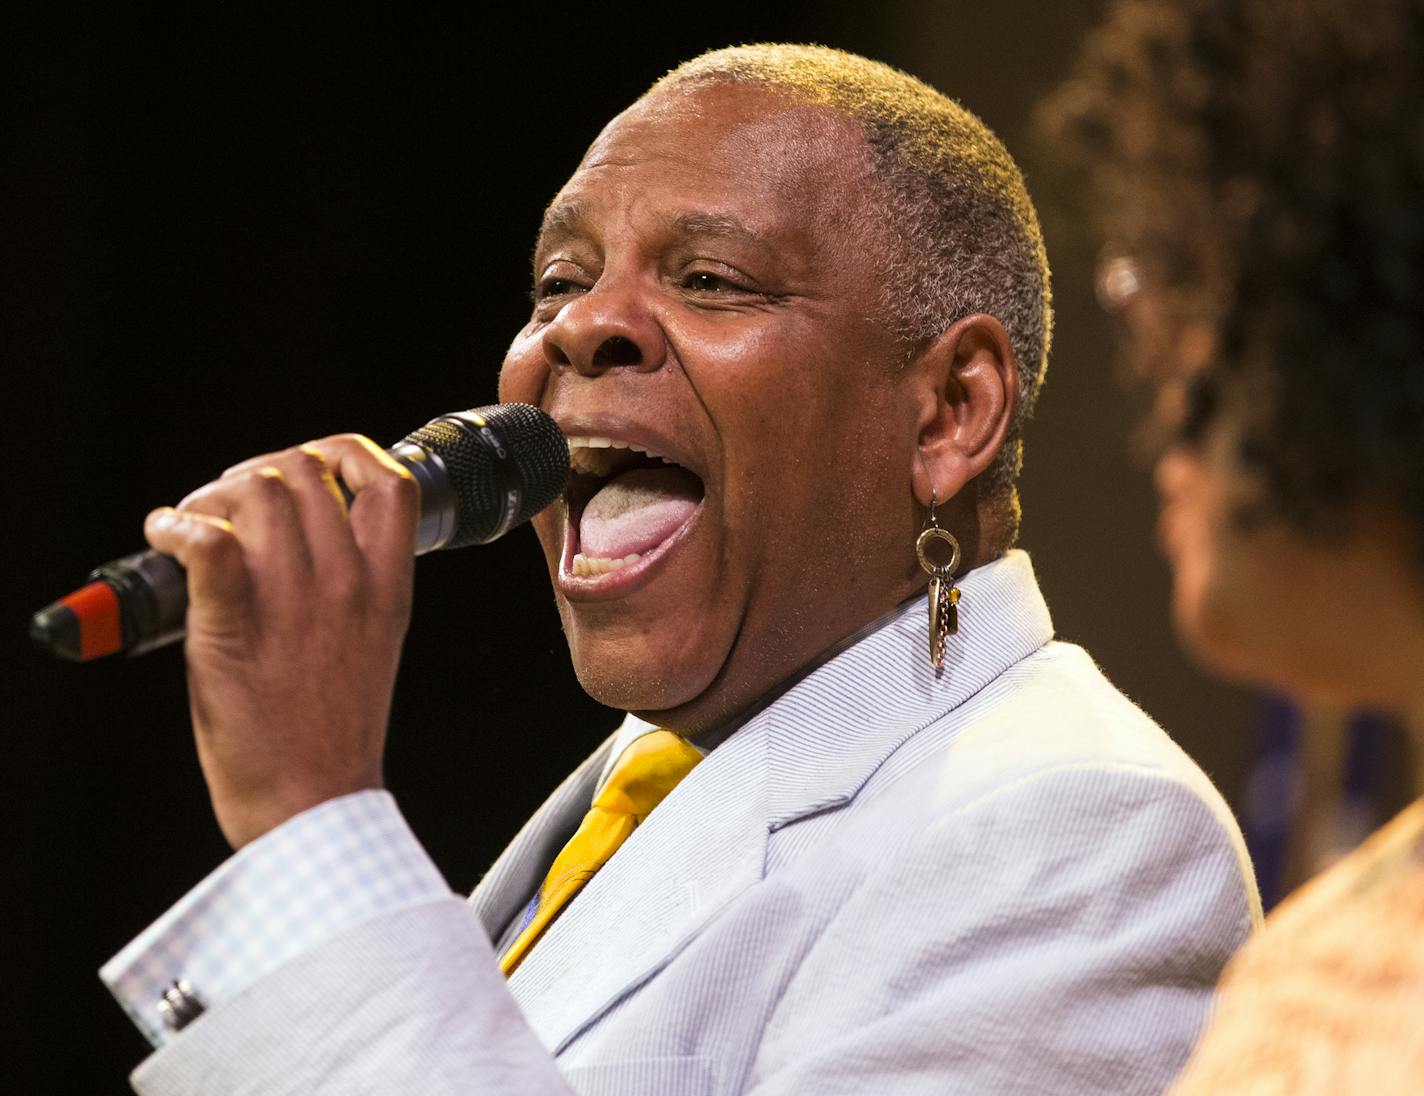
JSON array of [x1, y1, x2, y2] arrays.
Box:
[[222, 447, 347, 510], [144, 507, 250, 612], [303, 434, 419, 600], [229, 444, 361, 577], [177, 467, 316, 602]]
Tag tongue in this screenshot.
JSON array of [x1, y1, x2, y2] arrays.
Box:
[[580, 466, 702, 559]]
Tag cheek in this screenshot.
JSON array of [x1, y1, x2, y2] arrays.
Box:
[[498, 328, 549, 405], [1168, 517, 1314, 693], [1156, 451, 1253, 673], [530, 509, 563, 570], [1169, 548, 1239, 670], [1157, 490, 1255, 683]]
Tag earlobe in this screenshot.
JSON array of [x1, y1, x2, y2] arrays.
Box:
[[910, 313, 1019, 505]]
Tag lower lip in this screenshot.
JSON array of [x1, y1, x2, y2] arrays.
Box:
[[556, 501, 704, 601]]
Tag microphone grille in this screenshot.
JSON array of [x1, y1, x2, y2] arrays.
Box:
[[401, 403, 568, 548]]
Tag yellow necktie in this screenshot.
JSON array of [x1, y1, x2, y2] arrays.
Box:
[[499, 729, 703, 976]]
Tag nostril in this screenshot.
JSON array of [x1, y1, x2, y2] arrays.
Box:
[[592, 336, 642, 367]]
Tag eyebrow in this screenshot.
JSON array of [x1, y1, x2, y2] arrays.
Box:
[[536, 200, 591, 253], [534, 203, 775, 260], [667, 212, 770, 252]]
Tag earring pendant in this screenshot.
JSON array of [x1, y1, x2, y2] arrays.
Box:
[[927, 575, 961, 668], [916, 514, 962, 671]]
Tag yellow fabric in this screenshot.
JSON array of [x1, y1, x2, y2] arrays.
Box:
[[499, 730, 703, 976]]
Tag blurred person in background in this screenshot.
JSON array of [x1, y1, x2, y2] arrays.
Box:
[[1044, 0, 1424, 1090]]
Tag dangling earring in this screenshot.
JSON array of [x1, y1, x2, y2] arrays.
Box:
[[915, 489, 961, 670]]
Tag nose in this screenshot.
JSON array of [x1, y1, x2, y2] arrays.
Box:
[[541, 285, 667, 377]]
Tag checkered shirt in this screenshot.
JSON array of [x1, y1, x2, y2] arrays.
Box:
[[100, 790, 448, 1047]]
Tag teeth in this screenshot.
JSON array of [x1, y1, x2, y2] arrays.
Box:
[[566, 435, 680, 476], [571, 552, 643, 576], [567, 435, 670, 460]]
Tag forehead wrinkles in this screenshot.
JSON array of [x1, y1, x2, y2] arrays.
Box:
[[691, 94, 888, 278], [538, 93, 882, 274]]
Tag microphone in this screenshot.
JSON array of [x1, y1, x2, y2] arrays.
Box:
[[29, 403, 569, 662]]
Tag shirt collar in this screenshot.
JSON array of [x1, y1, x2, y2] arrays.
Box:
[[597, 550, 1052, 807]]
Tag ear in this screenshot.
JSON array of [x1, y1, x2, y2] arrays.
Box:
[[908, 313, 1019, 507]]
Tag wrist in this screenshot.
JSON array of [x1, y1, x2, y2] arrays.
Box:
[[216, 777, 385, 849]]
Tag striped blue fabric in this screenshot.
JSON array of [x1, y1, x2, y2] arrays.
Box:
[[112, 551, 1260, 1095]]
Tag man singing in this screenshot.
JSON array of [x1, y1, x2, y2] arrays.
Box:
[[104, 45, 1258, 1094]]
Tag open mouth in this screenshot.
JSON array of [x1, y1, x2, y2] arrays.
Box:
[[564, 436, 706, 578]]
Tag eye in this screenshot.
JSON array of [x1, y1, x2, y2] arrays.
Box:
[[684, 271, 734, 293], [532, 276, 584, 302]]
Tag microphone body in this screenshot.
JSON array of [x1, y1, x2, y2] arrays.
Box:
[[30, 404, 568, 661]]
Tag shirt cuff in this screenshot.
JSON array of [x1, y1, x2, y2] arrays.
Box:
[[100, 789, 452, 1048]]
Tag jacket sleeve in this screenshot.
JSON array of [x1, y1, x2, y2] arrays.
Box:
[[747, 763, 1259, 1096], [121, 767, 1256, 1094], [128, 897, 575, 1095], [112, 792, 578, 1096]]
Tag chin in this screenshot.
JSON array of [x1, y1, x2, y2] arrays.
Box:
[[562, 617, 726, 720], [1171, 573, 1285, 686], [1173, 583, 1385, 712]]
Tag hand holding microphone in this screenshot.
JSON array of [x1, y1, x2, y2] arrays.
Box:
[[31, 405, 567, 848], [32, 404, 569, 660]]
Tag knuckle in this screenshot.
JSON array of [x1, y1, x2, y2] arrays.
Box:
[[177, 481, 220, 512], [247, 466, 289, 496], [294, 444, 329, 474], [323, 566, 367, 611], [189, 519, 239, 557], [375, 466, 419, 505], [391, 467, 419, 500]]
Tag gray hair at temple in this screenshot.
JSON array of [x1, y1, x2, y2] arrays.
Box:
[[650, 44, 1054, 543]]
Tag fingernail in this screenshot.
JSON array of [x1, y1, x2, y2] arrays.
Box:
[[149, 509, 178, 531]]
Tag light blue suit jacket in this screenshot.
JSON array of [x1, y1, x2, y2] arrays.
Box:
[[131, 553, 1259, 1094]]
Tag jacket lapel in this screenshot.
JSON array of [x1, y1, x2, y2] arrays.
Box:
[[468, 736, 616, 942], [501, 551, 1054, 1056], [506, 716, 772, 1053]]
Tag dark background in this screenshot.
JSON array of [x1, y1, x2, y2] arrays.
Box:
[[6, 3, 1257, 1088]]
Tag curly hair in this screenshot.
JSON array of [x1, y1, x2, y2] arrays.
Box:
[[653, 45, 1053, 545], [1042, 0, 1424, 539]]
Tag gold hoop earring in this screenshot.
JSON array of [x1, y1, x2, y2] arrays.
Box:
[[915, 490, 961, 670]]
